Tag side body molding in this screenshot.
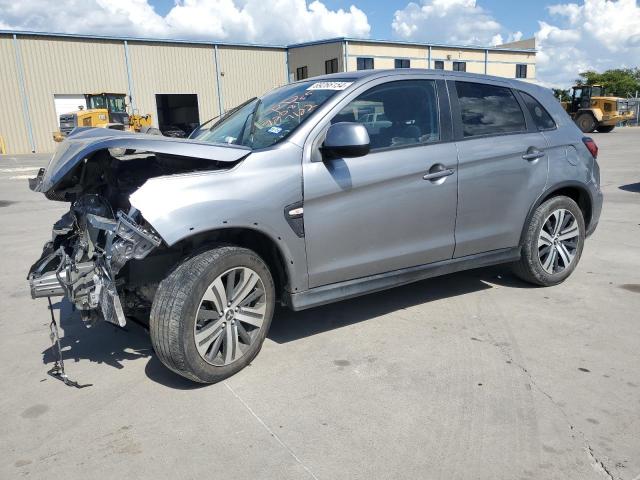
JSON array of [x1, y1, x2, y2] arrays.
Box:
[[129, 142, 309, 292]]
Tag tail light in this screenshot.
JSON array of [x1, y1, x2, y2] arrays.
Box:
[[582, 137, 598, 159]]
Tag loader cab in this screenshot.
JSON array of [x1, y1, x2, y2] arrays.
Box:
[[569, 85, 605, 113], [84, 93, 129, 125]]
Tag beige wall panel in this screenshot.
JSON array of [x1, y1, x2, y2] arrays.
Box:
[[433, 48, 485, 62], [486, 62, 535, 80], [218, 47, 287, 110], [528, 64, 536, 79], [430, 47, 484, 62], [464, 62, 485, 74], [0, 35, 31, 154], [128, 42, 220, 127], [288, 42, 343, 79], [18, 36, 129, 153], [488, 51, 535, 64], [486, 62, 518, 78], [347, 42, 427, 59]]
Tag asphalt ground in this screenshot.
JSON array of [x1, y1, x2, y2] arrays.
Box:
[[1, 128, 639, 479]]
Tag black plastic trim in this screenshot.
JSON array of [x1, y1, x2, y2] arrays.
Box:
[[284, 201, 305, 237], [287, 247, 521, 311]]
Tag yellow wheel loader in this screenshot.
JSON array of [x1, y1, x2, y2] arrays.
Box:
[[562, 84, 634, 133], [53, 93, 153, 142]]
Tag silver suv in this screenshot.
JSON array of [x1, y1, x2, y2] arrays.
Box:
[[28, 70, 602, 383]]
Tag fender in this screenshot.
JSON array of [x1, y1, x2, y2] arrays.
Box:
[[577, 108, 602, 122], [129, 142, 309, 292], [519, 180, 596, 245]]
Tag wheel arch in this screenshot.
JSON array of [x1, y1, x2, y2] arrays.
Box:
[[165, 227, 293, 302], [520, 181, 593, 245], [576, 108, 601, 122]]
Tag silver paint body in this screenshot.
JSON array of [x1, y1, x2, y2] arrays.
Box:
[[39, 69, 603, 304]]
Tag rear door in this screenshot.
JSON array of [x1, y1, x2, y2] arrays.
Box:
[[302, 76, 458, 287], [450, 79, 548, 257]]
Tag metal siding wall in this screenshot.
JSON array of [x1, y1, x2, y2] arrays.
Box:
[[348, 42, 427, 59], [288, 42, 344, 78], [127, 42, 220, 128], [218, 47, 287, 110], [18, 36, 129, 153], [0, 35, 31, 154]]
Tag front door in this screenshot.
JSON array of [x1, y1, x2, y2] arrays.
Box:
[[303, 78, 458, 288]]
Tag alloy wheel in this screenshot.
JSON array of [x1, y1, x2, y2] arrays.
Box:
[[194, 267, 267, 366], [537, 208, 580, 274]]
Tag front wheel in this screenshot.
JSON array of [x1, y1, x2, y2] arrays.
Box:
[[513, 196, 585, 286], [575, 113, 596, 133], [596, 125, 615, 133], [150, 246, 275, 383]]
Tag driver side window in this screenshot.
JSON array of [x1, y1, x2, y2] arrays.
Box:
[[331, 80, 440, 150]]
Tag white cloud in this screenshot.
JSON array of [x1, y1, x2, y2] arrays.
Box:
[[391, 0, 522, 46], [391, 0, 640, 88], [0, 0, 370, 45], [536, 0, 640, 88]]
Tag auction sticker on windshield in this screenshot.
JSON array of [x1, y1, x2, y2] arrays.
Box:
[[306, 82, 353, 91]]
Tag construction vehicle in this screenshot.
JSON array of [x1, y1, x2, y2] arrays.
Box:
[[562, 84, 634, 133], [53, 93, 153, 142]]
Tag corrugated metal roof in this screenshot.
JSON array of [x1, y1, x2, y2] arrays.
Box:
[[0, 30, 536, 53], [0, 30, 287, 50], [288, 37, 537, 53]]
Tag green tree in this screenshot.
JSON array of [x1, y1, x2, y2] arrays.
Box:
[[553, 88, 571, 102], [576, 68, 640, 97]]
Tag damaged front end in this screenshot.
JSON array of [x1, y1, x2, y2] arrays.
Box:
[[28, 200, 161, 327], [27, 129, 249, 328]]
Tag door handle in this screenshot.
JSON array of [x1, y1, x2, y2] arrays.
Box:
[[522, 149, 545, 161], [423, 167, 455, 181]]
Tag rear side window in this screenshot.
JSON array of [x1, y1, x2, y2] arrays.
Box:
[[455, 81, 526, 137], [519, 91, 556, 130]]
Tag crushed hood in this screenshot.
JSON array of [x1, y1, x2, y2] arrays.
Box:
[[31, 128, 251, 194]]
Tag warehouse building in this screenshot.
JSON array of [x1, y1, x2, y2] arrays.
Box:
[[0, 31, 535, 154], [287, 37, 536, 81]]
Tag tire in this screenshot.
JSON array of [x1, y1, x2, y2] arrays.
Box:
[[596, 125, 615, 133], [513, 196, 585, 286], [150, 246, 275, 383], [575, 113, 597, 133]]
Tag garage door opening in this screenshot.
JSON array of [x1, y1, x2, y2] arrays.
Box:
[[53, 94, 87, 118], [155, 94, 200, 138]]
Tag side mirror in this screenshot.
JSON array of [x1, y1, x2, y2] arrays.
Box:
[[322, 122, 370, 159]]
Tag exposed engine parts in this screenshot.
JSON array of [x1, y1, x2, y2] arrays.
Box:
[[28, 193, 161, 327]]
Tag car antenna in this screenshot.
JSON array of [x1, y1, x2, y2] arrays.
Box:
[[46, 297, 92, 389]]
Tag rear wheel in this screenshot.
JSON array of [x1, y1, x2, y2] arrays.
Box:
[[150, 246, 275, 383], [596, 125, 615, 133], [513, 196, 585, 286], [575, 113, 596, 133]]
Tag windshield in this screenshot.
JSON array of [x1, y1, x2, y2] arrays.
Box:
[[194, 80, 353, 149], [106, 95, 126, 113]]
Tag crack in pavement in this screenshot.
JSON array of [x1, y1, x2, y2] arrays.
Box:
[[587, 445, 615, 480], [224, 381, 320, 480], [476, 332, 619, 480]]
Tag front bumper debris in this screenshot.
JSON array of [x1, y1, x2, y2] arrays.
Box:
[[28, 208, 161, 327]]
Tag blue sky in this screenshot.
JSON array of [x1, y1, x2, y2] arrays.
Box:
[[150, 0, 550, 40]]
